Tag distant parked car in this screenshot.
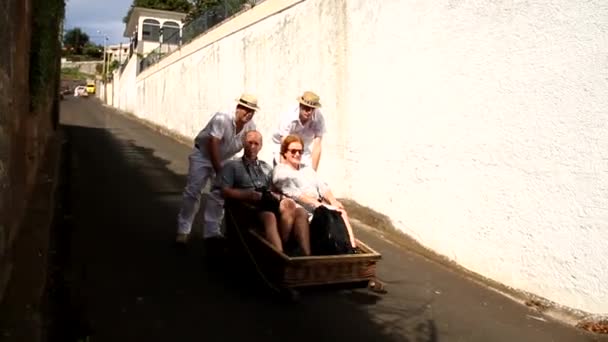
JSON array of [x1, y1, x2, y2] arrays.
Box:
[[86, 83, 96, 94]]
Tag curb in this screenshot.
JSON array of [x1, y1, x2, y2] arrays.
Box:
[[341, 199, 607, 334]]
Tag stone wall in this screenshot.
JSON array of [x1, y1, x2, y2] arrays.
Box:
[[60, 61, 100, 77], [0, 0, 63, 303]]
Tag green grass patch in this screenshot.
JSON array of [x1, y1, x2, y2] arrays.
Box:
[[60, 67, 92, 81]]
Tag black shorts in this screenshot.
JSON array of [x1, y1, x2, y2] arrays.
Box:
[[224, 200, 280, 236], [257, 191, 281, 216], [225, 199, 280, 220]]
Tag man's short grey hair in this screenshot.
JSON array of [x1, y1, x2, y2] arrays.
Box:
[[242, 130, 263, 144]]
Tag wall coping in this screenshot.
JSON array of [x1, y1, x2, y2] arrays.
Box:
[[137, 0, 305, 80]]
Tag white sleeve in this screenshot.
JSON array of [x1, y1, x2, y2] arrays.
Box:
[[313, 110, 326, 137], [272, 165, 302, 198], [208, 113, 228, 139], [307, 167, 329, 195]]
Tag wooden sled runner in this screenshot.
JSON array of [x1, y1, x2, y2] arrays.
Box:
[[224, 202, 386, 299]]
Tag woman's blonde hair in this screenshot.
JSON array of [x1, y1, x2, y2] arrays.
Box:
[[280, 134, 304, 157]]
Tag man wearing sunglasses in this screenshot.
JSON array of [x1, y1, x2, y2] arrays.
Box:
[[271, 91, 326, 171], [176, 94, 259, 247]]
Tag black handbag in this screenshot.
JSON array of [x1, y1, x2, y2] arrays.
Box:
[[258, 188, 281, 213], [242, 158, 281, 214], [309, 205, 356, 255]]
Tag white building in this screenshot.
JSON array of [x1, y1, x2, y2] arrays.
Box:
[[106, 43, 130, 64], [123, 7, 187, 60]]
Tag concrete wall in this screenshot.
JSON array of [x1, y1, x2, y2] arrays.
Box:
[[119, 0, 608, 314], [343, 0, 608, 315]]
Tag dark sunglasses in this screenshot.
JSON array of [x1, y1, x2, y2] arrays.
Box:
[[287, 149, 303, 155]]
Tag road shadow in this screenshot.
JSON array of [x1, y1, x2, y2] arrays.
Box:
[[47, 119, 438, 342]]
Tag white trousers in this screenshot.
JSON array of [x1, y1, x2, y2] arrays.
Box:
[[177, 149, 224, 238]]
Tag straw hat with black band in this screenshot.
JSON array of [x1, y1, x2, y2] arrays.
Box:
[[297, 91, 322, 108], [236, 93, 260, 111]]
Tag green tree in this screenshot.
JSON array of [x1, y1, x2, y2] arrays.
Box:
[[185, 0, 219, 21], [108, 60, 120, 74], [123, 0, 193, 23], [185, 0, 255, 23], [63, 27, 90, 55], [83, 43, 103, 59]]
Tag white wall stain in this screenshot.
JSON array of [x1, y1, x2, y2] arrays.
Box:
[[109, 0, 608, 314]]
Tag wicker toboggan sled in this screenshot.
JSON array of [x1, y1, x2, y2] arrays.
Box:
[[224, 202, 385, 299]]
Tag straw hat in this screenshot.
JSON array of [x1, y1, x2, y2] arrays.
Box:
[[235, 93, 260, 111], [297, 91, 321, 108]]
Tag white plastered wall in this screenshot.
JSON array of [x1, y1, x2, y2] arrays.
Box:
[[112, 56, 138, 114], [129, 0, 607, 314]]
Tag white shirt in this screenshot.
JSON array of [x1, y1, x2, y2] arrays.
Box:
[[271, 105, 326, 167], [272, 163, 329, 212], [194, 110, 256, 166]]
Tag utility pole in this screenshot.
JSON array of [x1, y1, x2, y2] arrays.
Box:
[[103, 39, 108, 78], [97, 30, 109, 102]]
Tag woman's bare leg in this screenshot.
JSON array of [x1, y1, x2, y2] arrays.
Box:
[[258, 211, 282, 252], [278, 199, 296, 243], [293, 207, 311, 256]]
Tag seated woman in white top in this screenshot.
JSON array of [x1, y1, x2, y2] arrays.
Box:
[[272, 134, 356, 248]]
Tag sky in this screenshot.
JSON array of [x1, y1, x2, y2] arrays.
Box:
[[64, 0, 132, 45]]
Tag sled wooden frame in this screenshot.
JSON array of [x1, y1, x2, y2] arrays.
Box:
[[224, 201, 385, 296], [239, 223, 382, 290]]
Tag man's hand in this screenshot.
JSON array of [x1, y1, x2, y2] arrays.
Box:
[[249, 191, 262, 202], [269, 191, 283, 201], [298, 194, 323, 209]]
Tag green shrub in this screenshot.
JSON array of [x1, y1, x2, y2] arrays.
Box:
[[29, 0, 65, 111]]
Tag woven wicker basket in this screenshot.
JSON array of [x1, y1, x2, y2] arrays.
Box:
[[246, 230, 382, 289], [224, 202, 382, 290]]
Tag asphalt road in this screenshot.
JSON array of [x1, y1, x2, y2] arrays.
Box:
[[54, 97, 605, 342]]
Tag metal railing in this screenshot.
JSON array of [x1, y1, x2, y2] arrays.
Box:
[[139, 0, 260, 73]]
